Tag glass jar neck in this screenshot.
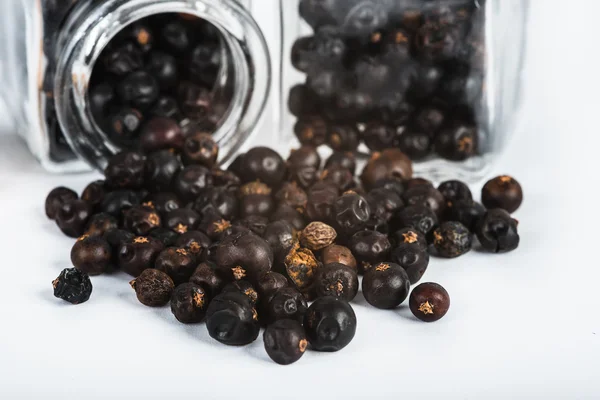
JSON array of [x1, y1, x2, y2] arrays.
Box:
[[54, 0, 271, 171]]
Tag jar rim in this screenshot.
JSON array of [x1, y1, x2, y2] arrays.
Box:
[[54, 0, 271, 171]]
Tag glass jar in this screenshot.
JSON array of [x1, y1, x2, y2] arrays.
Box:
[[0, 0, 273, 172], [279, 0, 529, 181]]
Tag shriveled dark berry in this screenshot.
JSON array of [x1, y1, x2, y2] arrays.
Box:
[[447, 199, 486, 232], [361, 149, 413, 190], [103, 42, 143, 76], [271, 204, 306, 231], [349, 230, 391, 274], [405, 178, 434, 190], [403, 185, 447, 219], [70, 234, 112, 276], [362, 122, 397, 152], [213, 230, 273, 283], [438, 180, 472, 204], [90, 83, 115, 122], [144, 150, 182, 192], [52, 268, 92, 305], [123, 205, 162, 236], [435, 124, 478, 161], [117, 70, 159, 110], [45, 187, 78, 220], [433, 222, 472, 258], [148, 227, 179, 247], [178, 82, 212, 119], [144, 192, 181, 215], [155, 247, 196, 285], [189, 262, 225, 299], [107, 108, 143, 145], [130, 268, 174, 307], [413, 105, 446, 137], [55, 200, 93, 238], [256, 272, 288, 301], [170, 283, 208, 323], [264, 319, 307, 365], [263, 221, 295, 267], [104, 151, 146, 190], [416, 22, 461, 62], [390, 243, 430, 285], [193, 187, 238, 221], [362, 263, 410, 309], [84, 213, 118, 237], [391, 228, 428, 251], [161, 21, 190, 53], [206, 291, 260, 346], [239, 147, 286, 188], [284, 242, 320, 291], [366, 188, 404, 224], [174, 165, 213, 202], [481, 175, 523, 214], [232, 216, 265, 237], [392, 205, 438, 238], [294, 115, 328, 147], [222, 281, 259, 305], [118, 236, 165, 277], [372, 177, 405, 197], [306, 182, 338, 224], [211, 168, 241, 189], [182, 132, 219, 168], [409, 282, 450, 322], [319, 166, 355, 192], [139, 117, 185, 153], [288, 84, 317, 117], [275, 182, 307, 210], [321, 245, 356, 271], [475, 209, 520, 253], [239, 182, 275, 219], [300, 221, 337, 251], [175, 230, 211, 257], [164, 208, 200, 234], [328, 124, 359, 152], [325, 152, 356, 175], [334, 191, 370, 237], [81, 180, 106, 212], [264, 287, 308, 326], [151, 96, 182, 120], [147, 51, 178, 90], [397, 130, 432, 160], [303, 297, 356, 352], [103, 228, 135, 263], [287, 145, 321, 189], [314, 263, 358, 302]]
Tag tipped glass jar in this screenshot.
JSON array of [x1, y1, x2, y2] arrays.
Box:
[[0, 0, 272, 172], [280, 0, 529, 181]]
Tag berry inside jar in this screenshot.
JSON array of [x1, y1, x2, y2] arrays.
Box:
[[89, 13, 231, 152], [288, 0, 487, 171]]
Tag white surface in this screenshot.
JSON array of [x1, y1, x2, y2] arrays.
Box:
[[1, 1, 600, 399]]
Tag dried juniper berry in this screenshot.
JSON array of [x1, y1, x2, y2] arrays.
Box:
[[361, 149, 413, 190], [45, 187, 78, 220], [123, 205, 162, 236], [284, 242, 320, 291], [397, 130, 432, 161], [328, 124, 359, 152], [481, 175, 523, 214], [144, 192, 181, 215], [52, 268, 92, 305], [107, 108, 143, 145], [306, 182, 338, 224], [303, 297, 356, 352], [102, 42, 143, 76], [404, 178, 434, 190], [164, 208, 200, 234], [238, 147, 286, 188], [409, 282, 450, 322], [275, 182, 307, 210], [447, 199, 486, 232], [263, 287, 308, 326], [239, 182, 274, 219], [161, 20, 191, 53], [334, 191, 370, 237], [391, 205, 438, 238], [170, 283, 208, 323], [319, 166, 355, 192], [272, 204, 306, 231], [287, 145, 321, 189], [300, 222, 337, 251], [438, 180, 473, 204], [103, 228, 135, 262], [325, 151, 356, 175], [403, 185, 447, 219], [211, 168, 241, 189], [104, 151, 145, 190], [349, 230, 391, 274], [189, 262, 225, 299], [213, 230, 273, 283], [144, 150, 182, 192], [118, 236, 165, 277], [362, 263, 411, 309], [117, 70, 159, 110], [71, 235, 112, 276], [372, 177, 405, 197], [222, 281, 259, 305], [435, 123, 478, 161], [288, 84, 317, 117], [81, 180, 107, 212], [390, 243, 430, 285], [174, 165, 213, 202], [391, 228, 428, 251], [433, 222, 472, 258], [362, 122, 397, 152], [314, 263, 358, 302], [263, 221, 295, 267], [130, 268, 174, 307], [84, 213, 118, 237], [182, 132, 219, 168], [139, 117, 185, 153], [175, 230, 211, 257], [55, 200, 93, 238], [256, 272, 289, 301], [413, 105, 446, 137], [206, 291, 260, 346], [366, 188, 404, 224], [416, 21, 461, 62], [321, 244, 357, 271], [264, 319, 308, 365], [90, 83, 115, 122], [155, 247, 197, 285], [101, 190, 141, 218], [151, 96, 182, 120], [475, 209, 520, 253], [233, 216, 265, 237], [147, 51, 178, 90], [148, 227, 179, 247], [193, 187, 239, 221], [294, 115, 328, 147]]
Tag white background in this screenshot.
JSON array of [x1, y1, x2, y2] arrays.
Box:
[[1, 0, 600, 399]]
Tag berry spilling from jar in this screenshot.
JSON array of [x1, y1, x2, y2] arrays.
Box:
[[291, 1, 487, 162]]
